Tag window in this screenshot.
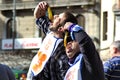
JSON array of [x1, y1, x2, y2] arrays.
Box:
[[6, 18, 16, 39], [103, 12, 108, 40], [76, 14, 85, 28]]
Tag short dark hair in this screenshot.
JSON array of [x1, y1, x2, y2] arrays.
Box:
[[64, 11, 78, 24], [60, 11, 78, 26]]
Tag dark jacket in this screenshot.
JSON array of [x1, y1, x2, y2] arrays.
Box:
[[69, 24, 105, 80], [33, 16, 70, 80], [0, 64, 16, 80], [33, 41, 69, 80]]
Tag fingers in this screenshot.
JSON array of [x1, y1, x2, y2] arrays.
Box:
[[64, 22, 73, 30], [38, 2, 48, 10]]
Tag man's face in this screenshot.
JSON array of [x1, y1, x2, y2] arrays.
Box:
[[66, 41, 80, 58], [49, 13, 66, 31], [109, 46, 116, 58]]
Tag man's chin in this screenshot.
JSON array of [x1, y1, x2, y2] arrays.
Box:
[[49, 27, 57, 32]]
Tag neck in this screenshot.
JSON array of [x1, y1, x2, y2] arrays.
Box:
[[69, 53, 80, 64], [112, 52, 120, 57], [53, 32, 63, 38]]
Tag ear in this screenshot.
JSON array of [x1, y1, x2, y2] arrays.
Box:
[[113, 47, 117, 53]]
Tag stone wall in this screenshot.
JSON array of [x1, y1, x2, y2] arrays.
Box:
[[0, 50, 36, 70]]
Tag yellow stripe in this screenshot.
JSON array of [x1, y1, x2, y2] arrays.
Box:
[[47, 7, 53, 21], [64, 31, 68, 48]]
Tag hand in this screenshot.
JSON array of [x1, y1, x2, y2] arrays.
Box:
[[64, 22, 73, 31], [38, 1, 48, 11], [34, 1, 49, 18]]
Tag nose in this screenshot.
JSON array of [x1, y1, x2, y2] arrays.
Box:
[[54, 15, 59, 19], [66, 42, 72, 48]]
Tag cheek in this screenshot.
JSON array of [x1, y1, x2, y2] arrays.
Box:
[[59, 27, 64, 32], [73, 43, 80, 52]]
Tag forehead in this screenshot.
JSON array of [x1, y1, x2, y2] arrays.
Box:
[[59, 13, 66, 19]]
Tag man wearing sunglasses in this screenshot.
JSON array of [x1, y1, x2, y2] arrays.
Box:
[[63, 23, 105, 80]]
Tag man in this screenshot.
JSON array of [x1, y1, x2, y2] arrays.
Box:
[[104, 40, 120, 80], [27, 1, 77, 80], [63, 22, 105, 80], [0, 64, 16, 80], [64, 32, 84, 80]]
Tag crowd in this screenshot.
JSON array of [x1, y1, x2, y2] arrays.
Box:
[[27, 1, 104, 80], [1, 1, 120, 80]]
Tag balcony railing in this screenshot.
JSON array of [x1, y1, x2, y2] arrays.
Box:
[[0, 0, 95, 10]]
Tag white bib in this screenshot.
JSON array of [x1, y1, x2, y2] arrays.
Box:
[[30, 32, 63, 76], [64, 54, 83, 80]]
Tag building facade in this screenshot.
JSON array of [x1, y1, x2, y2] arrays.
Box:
[[100, 0, 120, 61]]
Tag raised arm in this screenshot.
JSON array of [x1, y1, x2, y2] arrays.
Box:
[[33, 1, 51, 35], [64, 22, 105, 80]]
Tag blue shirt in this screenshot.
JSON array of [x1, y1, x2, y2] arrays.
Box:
[[104, 56, 120, 80]]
